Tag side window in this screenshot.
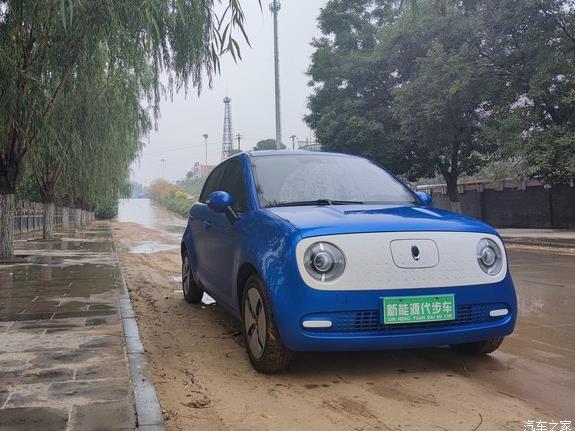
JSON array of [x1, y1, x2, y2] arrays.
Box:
[[199, 164, 225, 203], [219, 159, 249, 212]]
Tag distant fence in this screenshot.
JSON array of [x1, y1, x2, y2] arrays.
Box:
[[418, 180, 575, 229], [14, 200, 95, 235]]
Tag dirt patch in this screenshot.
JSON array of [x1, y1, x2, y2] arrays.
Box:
[[113, 221, 558, 431]]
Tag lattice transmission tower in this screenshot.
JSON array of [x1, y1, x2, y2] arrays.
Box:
[[221, 97, 234, 160]]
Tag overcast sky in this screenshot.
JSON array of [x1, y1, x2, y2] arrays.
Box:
[[131, 1, 327, 185]]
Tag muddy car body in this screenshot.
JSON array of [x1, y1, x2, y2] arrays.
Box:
[[181, 151, 517, 372]]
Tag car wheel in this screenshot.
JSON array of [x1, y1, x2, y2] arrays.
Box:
[[450, 337, 504, 355], [242, 274, 292, 373], [182, 253, 203, 304]]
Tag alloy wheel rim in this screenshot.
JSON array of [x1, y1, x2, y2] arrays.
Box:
[[182, 257, 190, 295], [244, 287, 266, 359]]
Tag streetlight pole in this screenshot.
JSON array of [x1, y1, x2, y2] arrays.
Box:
[[236, 134, 243, 151], [202, 134, 208, 165], [160, 159, 167, 178], [270, 0, 282, 149], [290, 135, 297, 150]]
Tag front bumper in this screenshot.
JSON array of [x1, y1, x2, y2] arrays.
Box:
[[268, 273, 517, 352]]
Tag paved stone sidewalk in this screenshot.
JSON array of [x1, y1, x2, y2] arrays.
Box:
[[0, 223, 138, 431]]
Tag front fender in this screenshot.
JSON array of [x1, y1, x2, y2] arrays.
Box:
[[234, 210, 301, 311]]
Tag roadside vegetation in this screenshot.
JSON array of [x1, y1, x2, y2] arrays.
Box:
[[177, 176, 207, 198], [0, 0, 254, 259], [306, 0, 575, 211], [149, 179, 196, 218]]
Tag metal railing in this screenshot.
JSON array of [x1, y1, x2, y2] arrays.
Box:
[[14, 201, 94, 235]]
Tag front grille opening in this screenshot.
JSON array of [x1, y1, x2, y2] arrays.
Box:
[[304, 303, 508, 334]]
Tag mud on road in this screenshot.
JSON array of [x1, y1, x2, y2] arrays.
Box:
[[112, 221, 574, 431]]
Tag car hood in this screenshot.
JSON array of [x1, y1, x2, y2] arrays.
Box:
[[265, 205, 496, 238]]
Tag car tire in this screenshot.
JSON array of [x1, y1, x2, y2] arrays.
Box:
[[450, 337, 504, 355], [242, 274, 292, 373], [182, 253, 203, 304]]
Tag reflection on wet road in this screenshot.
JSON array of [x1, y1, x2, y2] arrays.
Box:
[[0, 224, 136, 430], [117, 198, 186, 238]]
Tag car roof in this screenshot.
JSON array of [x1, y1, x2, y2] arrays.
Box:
[[244, 150, 359, 158]]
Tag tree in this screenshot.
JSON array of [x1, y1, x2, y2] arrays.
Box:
[[387, 11, 501, 210], [305, 0, 416, 175], [306, 0, 575, 212], [307, 0, 497, 210], [0, 0, 255, 259], [253, 139, 285, 151], [475, 0, 575, 185]]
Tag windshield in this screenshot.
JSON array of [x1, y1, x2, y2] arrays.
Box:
[[252, 154, 419, 208]]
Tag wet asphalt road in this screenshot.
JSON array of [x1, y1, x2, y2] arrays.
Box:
[[118, 199, 575, 419]]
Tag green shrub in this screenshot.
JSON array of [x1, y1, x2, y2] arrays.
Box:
[[149, 179, 195, 217], [95, 203, 118, 219]]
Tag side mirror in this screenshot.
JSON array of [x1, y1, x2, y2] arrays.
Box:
[[206, 191, 239, 224], [207, 191, 233, 213], [416, 191, 433, 206]]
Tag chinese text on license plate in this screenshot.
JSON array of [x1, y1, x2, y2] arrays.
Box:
[[382, 295, 455, 324]]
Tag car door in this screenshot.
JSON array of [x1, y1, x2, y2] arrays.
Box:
[[205, 158, 250, 304], [210, 157, 248, 306], [189, 163, 225, 289]]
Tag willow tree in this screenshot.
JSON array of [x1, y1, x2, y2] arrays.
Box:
[[27, 42, 150, 237], [59, 50, 150, 221], [0, 0, 254, 258]]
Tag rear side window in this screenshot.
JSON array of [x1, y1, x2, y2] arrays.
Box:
[[219, 159, 249, 212], [199, 164, 225, 203]]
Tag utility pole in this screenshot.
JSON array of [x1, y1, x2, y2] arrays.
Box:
[[202, 134, 208, 165], [289, 135, 297, 150], [160, 159, 167, 178], [236, 134, 243, 151], [269, 0, 282, 149]]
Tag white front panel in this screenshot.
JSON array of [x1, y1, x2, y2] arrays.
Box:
[[295, 232, 507, 291]]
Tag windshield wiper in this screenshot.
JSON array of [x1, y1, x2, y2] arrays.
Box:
[[266, 199, 364, 208]]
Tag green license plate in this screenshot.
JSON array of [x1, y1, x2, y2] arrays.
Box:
[[381, 294, 455, 325]]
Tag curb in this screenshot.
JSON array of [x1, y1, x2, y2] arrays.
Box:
[[111, 229, 166, 431], [502, 237, 575, 250]]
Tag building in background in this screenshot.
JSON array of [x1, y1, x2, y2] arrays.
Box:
[[191, 162, 216, 179], [298, 141, 322, 152]]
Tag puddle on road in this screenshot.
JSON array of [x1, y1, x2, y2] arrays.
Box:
[[126, 243, 179, 254]]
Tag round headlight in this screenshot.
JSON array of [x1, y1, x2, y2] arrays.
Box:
[[476, 238, 503, 275], [304, 242, 345, 282]]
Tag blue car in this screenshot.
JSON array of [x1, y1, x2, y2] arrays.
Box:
[[181, 151, 517, 373]]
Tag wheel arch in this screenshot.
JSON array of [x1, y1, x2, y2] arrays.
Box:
[[236, 262, 259, 312]]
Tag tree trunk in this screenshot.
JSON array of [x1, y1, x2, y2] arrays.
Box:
[[62, 207, 69, 226], [75, 208, 82, 227], [445, 175, 461, 213], [0, 194, 15, 260], [43, 202, 55, 239], [0, 159, 19, 260]]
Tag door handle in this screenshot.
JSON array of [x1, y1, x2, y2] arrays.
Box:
[[203, 220, 212, 229]]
